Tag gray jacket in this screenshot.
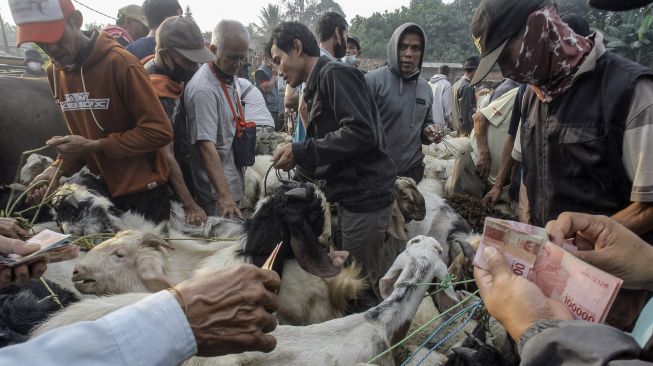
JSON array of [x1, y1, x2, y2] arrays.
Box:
[[520, 320, 652, 365], [365, 23, 434, 173]]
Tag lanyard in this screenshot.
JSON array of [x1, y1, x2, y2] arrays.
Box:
[[209, 63, 245, 123]]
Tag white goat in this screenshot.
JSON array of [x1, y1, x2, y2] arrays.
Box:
[[19, 153, 52, 184], [69, 230, 363, 325], [242, 155, 287, 209], [35, 235, 456, 366]]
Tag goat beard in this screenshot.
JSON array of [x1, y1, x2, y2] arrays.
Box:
[[288, 222, 348, 278]]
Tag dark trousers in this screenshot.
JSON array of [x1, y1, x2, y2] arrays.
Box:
[[71, 170, 171, 223], [338, 203, 393, 312], [398, 161, 425, 184]]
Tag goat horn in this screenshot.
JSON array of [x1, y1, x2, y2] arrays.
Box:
[[285, 187, 309, 200]]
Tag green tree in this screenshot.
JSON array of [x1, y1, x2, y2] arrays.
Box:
[[185, 5, 196, 24], [252, 4, 284, 38], [282, 0, 345, 31]]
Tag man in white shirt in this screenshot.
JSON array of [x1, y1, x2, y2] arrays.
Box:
[[238, 78, 277, 155]]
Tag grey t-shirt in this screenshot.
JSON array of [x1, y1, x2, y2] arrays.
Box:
[[184, 64, 244, 205]]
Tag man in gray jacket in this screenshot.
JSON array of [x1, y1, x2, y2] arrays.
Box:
[[366, 23, 440, 183]]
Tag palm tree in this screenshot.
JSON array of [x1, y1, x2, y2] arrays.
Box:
[[253, 4, 283, 38]]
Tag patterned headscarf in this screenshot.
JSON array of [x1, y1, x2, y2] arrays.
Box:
[[507, 5, 593, 101]]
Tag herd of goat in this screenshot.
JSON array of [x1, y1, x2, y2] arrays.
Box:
[[0, 134, 520, 365]]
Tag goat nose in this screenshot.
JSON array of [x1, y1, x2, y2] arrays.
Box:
[[72, 266, 79, 276]]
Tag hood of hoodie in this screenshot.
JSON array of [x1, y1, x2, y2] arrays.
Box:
[[430, 74, 447, 83], [387, 23, 426, 80], [55, 32, 124, 72]]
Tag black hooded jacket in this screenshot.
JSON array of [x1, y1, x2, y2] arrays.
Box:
[[292, 57, 396, 212]]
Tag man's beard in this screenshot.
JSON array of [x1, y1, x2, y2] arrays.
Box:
[[334, 36, 347, 59]]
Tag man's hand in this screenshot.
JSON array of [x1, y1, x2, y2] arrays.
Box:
[[0, 218, 29, 239], [218, 195, 243, 220], [0, 236, 47, 288], [474, 246, 573, 342], [183, 203, 208, 226], [47, 135, 100, 159], [26, 166, 62, 204], [272, 144, 295, 172], [423, 124, 443, 144], [481, 186, 502, 207], [171, 264, 280, 357], [476, 150, 491, 180], [546, 212, 653, 291]]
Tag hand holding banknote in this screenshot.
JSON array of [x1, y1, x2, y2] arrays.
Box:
[[0, 235, 46, 288], [475, 246, 574, 341], [546, 212, 653, 291]]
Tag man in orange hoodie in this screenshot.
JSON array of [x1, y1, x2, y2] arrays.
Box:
[[10, 0, 174, 223]]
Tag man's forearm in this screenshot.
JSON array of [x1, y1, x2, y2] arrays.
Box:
[[474, 114, 490, 154], [198, 142, 234, 200], [163, 144, 197, 207], [612, 202, 653, 236], [491, 136, 516, 189]]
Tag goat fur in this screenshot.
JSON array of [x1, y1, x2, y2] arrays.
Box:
[[35, 236, 456, 366], [0, 279, 78, 347]]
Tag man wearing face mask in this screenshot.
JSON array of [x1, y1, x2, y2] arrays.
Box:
[[21, 49, 46, 78], [142, 16, 214, 226], [471, 0, 653, 329], [343, 35, 363, 71], [365, 23, 441, 183], [10, 0, 173, 223]]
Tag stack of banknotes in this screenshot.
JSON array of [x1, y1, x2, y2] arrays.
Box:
[[0, 229, 79, 267], [473, 218, 622, 323]]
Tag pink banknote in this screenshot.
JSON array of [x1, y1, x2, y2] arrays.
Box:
[[473, 218, 623, 323]]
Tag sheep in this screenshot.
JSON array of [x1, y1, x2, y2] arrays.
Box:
[[35, 235, 458, 366], [242, 155, 287, 209], [423, 156, 455, 182], [53, 181, 359, 325], [422, 137, 471, 160], [19, 154, 52, 185], [0, 279, 78, 347]]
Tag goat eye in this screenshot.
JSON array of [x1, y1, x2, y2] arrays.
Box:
[[113, 251, 124, 258]]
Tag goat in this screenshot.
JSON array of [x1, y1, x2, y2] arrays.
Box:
[[34, 235, 457, 366], [0, 279, 78, 347], [55, 181, 360, 325], [20, 154, 52, 185], [242, 155, 287, 209]]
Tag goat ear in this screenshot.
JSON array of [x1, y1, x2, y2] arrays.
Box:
[[136, 255, 175, 292], [379, 254, 407, 299], [285, 187, 310, 200], [140, 234, 175, 251], [387, 199, 409, 241]]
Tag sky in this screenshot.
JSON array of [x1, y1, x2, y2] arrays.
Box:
[[0, 0, 413, 31]]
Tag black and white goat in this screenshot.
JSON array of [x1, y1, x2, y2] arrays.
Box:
[[51, 181, 363, 325]]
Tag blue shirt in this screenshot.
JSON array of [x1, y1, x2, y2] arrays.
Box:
[[125, 36, 156, 60], [0, 291, 197, 365]]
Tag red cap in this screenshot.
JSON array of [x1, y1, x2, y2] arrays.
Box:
[[9, 0, 75, 46]]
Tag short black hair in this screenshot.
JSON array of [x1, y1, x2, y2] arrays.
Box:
[[439, 65, 450, 77], [265, 21, 320, 59], [315, 12, 348, 43], [142, 0, 182, 29], [400, 26, 424, 51]]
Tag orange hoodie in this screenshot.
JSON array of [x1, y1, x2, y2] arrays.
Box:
[[48, 32, 172, 197]]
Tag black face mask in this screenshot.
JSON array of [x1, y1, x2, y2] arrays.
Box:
[[170, 61, 197, 84], [333, 32, 347, 59]]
